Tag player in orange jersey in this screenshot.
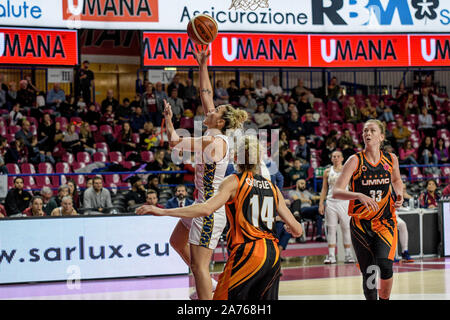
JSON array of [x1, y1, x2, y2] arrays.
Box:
[[333, 119, 403, 300], [137, 135, 303, 300]]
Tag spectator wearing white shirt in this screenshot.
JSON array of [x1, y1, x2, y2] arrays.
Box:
[[9, 103, 24, 126], [268, 76, 284, 97], [418, 106, 434, 138], [254, 80, 268, 100], [253, 104, 273, 129]]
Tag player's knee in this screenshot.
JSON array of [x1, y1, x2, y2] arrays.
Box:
[[377, 258, 393, 280]]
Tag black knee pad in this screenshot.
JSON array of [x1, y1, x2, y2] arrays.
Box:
[[377, 258, 393, 280]]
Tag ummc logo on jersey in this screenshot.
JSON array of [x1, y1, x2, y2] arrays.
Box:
[[362, 178, 390, 186]]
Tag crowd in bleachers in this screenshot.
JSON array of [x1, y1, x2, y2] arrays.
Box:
[[0, 66, 449, 218]]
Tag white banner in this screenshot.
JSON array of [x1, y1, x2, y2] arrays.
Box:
[[48, 68, 74, 83], [0, 215, 188, 284], [147, 69, 176, 84], [0, 0, 449, 32]]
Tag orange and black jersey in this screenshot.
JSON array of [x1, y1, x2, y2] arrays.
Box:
[[349, 151, 396, 221], [225, 172, 279, 251]]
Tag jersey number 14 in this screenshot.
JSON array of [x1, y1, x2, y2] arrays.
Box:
[[249, 195, 274, 230]]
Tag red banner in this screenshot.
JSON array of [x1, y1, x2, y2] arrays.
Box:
[[142, 32, 450, 68], [0, 28, 78, 66]]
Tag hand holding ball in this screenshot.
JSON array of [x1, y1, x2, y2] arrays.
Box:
[[187, 14, 218, 45]]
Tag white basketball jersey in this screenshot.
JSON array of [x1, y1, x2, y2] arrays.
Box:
[[194, 130, 230, 203], [327, 166, 346, 200]]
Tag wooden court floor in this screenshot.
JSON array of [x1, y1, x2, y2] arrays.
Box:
[[1, 257, 450, 300]]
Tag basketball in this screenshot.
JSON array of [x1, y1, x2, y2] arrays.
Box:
[[187, 14, 218, 45]]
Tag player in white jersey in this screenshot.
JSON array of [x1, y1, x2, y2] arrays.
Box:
[[318, 150, 355, 264], [160, 47, 247, 300]]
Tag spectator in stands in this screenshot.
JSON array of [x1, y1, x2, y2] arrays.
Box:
[[167, 75, 185, 101], [297, 92, 312, 117], [274, 96, 289, 116], [165, 184, 194, 209], [193, 106, 206, 128], [253, 104, 272, 129], [9, 102, 24, 126], [290, 79, 310, 102], [4, 177, 32, 216], [214, 80, 229, 105], [48, 184, 70, 208], [417, 87, 437, 114], [279, 131, 289, 151], [101, 89, 119, 114], [338, 129, 355, 150], [399, 140, 419, 165], [183, 78, 199, 110], [99, 104, 116, 127], [239, 88, 258, 113], [286, 111, 303, 140], [51, 196, 78, 216], [67, 178, 81, 210], [79, 122, 96, 155], [15, 118, 33, 146], [227, 79, 240, 104], [62, 122, 83, 155], [145, 189, 164, 208], [240, 79, 255, 96], [443, 184, 450, 197], [83, 176, 113, 214], [0, 87, 6, 110], [130, 93, 142, 109], [80, 178, 93, 206], [377, 99, 394, 123], [124, 176, 147, 209], [17, 79, 35, 108], [419, 179, 440, 209], [167, 88, 184, 120], [0, 137, 7, 174], [344, 96, 362, 124], [0, 74, 7, 100], [38, 113, 56, 154], [145, 175, 160, 198], [22, 196, 45, 217], [4, 138, 27, 164], [288, 179, 325, 242], [341, 141, 356, 164], [380, 120, 399, 152], [268, 76, 283, 98], [321, 138, 337, 167], [264, 94, 277, 114], [418, 136, 438, 168], [395, 80, 407, 103], [294, 135, 311, 165], [288, 158, 308, 186], [46, 83, 66, 108], [138, 121, 158, 151], [142, 83, 163, 127], [254, 79, 269, 100], [84, 103, 101, 126], [130, 106, 149, 134], [403, 92, 420, 117], [392, 118, 411, 147], [360, 98, 378, 121], [6, 81, 17, 107], [326, 76, 342, 102], [116, 121, 136, 154], [146, 148, 169, 172], [75, 60, 94, 105], [116, 98, 132, 124], [40, 186, 56, 216], [154, 82, 168, 109], [302, 111, 319, 144], [418, 106, 435, 138], [435, 137, 449, 164], [242, 111, 258, 132]]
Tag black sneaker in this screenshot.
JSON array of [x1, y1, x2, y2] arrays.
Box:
[[315, 236, 326, 242]]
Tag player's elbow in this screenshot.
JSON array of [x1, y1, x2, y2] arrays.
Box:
[[199, 204, 214, 217], [332, 188, 343, 199]]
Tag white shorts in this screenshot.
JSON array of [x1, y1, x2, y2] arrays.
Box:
[[180, 204, 227, 250], [325, 199, 350, 227]]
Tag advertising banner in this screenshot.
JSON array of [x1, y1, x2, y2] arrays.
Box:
[[0, 215, 188, 284], [142, 32, 450, 68], [0, 27, 78, 66], [0, 0, 449, 32]]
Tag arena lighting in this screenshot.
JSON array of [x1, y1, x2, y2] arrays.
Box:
[[164, 67, 177, 71]]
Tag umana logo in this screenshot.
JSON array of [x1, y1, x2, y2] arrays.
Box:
[[421, 38, 450, 62]]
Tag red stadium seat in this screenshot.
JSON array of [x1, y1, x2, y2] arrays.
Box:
[[108, 151, 123, 163], [132, 133, 140, 144], [76, 152, 91, 164], [120, 161, 136, 170], [93, 152, 107, 162], [90, 125, 98, 132], [66, 174, 86, 188], [0, 125, 7, 136], [96, 142, 109, 153], [7, 125, 20, 134], [38, 162, 54, 174], [62, 153, 74, 165], [289, 140, 299, 153], [55, 162, 71, 173], [27, 117, 38, 127], [99, 125, 113, 135], [71, 162, 86, 172], [104, 174, 127, 187], [141, 151, 154, 163], [20, 163, 36, 174], [22, 176, 37, 190], [6, 163, 20, 174]]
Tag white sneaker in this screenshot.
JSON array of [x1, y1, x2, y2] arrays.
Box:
[[324, 255, 336, 264], [189, 277, 217, 300], [345, 255, 356, 264]]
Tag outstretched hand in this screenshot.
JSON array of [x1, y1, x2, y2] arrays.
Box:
[[163, 99, 173, 120], [135, 205, 165, 216], [193, 44, 210, 66]]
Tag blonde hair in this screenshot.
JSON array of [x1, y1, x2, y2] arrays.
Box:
[[364, 119, 386, 148], [236, 135, 262, 173], [221, 104, 248, 132]]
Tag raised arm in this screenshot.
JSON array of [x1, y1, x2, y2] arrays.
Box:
[[136, 175, 238, 218], [194, 46, 215, 114]]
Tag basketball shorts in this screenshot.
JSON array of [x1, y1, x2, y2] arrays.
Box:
[[180, 203, 227, 250], [213, 238, 281, 300], [325, 199, 350, 227]]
